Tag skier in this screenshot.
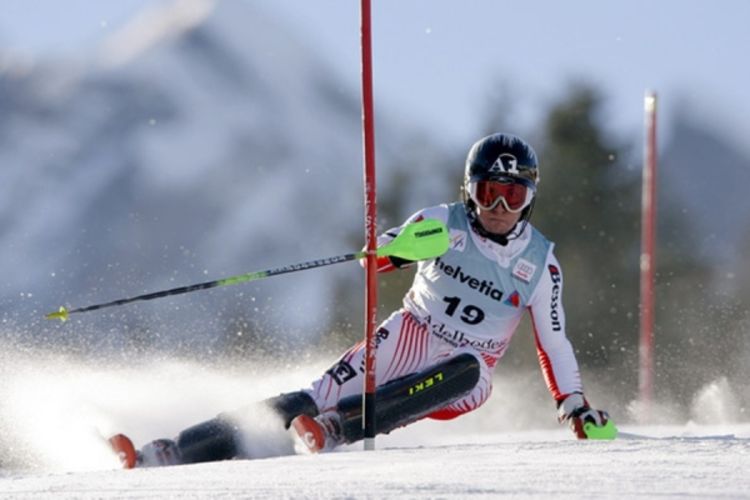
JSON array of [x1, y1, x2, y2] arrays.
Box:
[[111, 133, 612, 468]]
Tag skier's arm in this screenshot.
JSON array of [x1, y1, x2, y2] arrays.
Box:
[[527, 253, 582, 400], [527, 253, 610, 439], [364, 205, 450, 273]]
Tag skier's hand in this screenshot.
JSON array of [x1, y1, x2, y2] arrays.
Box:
[[388, 255, 415, 269], [360, 246, 414, 272], [557, 393, 610, 439]]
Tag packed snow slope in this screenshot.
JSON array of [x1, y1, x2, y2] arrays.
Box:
[[0, 353, 748, 498], [2, 425, 749, 499]]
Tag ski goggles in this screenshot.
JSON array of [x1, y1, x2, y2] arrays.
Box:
[[468, 178, 536, 213]]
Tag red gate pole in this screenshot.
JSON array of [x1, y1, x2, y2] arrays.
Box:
[[360, 0, 378, 450], [639, 91, 658, 421]]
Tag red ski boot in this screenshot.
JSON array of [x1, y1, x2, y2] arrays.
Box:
[[108, 433, 138, 469], [291, 413, 343, 453]]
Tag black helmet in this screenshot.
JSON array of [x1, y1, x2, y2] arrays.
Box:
[[462, 133, 540, 243], [464, 133, 539, 186]]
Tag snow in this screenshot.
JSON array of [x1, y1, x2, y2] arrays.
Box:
[[1, 354, 748, 498], [1, 426, 749, 498]]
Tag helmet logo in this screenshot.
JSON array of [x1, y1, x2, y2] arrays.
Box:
[[489, 154, 519, 175]]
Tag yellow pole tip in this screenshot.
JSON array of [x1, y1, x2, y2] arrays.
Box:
[[45, 306, 69, 322]]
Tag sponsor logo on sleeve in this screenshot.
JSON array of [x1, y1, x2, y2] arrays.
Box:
[[548, 264, 562, 331], [512, 258, 537, 283]]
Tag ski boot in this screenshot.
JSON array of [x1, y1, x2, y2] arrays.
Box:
[[108, 434, 138, 469], [108, 434, 182, 468], [291, 412, 343, 453]]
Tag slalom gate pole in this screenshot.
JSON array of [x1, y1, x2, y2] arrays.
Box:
[[639, 91, 658, 421], [360, 0, 378, 451]]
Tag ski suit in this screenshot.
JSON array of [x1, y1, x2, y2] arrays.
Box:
[[307, 202, 582, 420]]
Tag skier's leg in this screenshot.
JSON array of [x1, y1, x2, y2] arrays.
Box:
[[292, 310, 447, 452], [337, 351, 481, 442], [425, 348, 495, 421], [292, 352, 481, 450], [176, 390, 318, 463], [133, 310, 434, 465], [136, 391, 318, 466], [308, 310, 434, 413]]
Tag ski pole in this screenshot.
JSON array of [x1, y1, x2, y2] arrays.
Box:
[[45, 218, 449, 322]]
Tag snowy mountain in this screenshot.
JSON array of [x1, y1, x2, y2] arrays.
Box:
[[0, 0, 453, 353]]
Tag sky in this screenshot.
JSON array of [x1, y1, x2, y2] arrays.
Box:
[[1, 0, 749, 153]]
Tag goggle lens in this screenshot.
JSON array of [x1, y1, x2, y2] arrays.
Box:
[[470, 179, 534, 213]]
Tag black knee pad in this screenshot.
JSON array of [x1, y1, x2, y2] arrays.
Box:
[[175, 391, 318, 463], [265, 391, 319, 428], [176, 416, 239, 464], [336, 352, 481, 442]]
